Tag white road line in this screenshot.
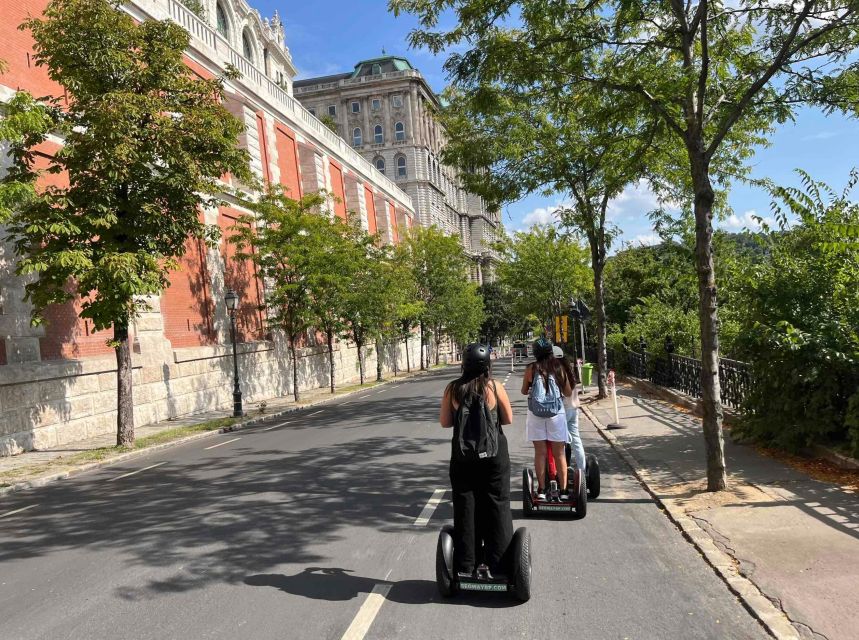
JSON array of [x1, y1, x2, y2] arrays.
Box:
[[340, 584, 392, 640], [108, 462, 167, 481], [260, 421, 290, 432], [0, 504, 38, 519], [413, 488, 446, 526], [307, 409, 324, 416], [375, 389, 386, 394], [203, 437, 241, 450]]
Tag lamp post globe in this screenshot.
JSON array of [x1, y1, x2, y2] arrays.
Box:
[[225, 289, 243, 417]]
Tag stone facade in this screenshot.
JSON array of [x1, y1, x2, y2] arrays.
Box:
[[0, 0, 418, 456], [294, 57, 502, 283]]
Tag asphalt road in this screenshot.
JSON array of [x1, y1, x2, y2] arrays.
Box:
[[0, 359, 768, 640]]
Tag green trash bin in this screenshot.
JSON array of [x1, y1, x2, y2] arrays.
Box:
[[581, 363, 594, 386]]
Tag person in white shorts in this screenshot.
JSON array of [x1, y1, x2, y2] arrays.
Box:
[[521, 338, 573, 500]]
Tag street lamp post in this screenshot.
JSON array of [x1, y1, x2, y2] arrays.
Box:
[[225, 289, 243, 417]]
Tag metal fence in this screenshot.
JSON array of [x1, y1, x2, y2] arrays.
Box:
[[588, 340, 752, 410]]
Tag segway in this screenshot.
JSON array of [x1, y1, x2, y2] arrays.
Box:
[[562, 443, 601, 499], [436, 524, 531, 602], [522, 442, 599, 518]]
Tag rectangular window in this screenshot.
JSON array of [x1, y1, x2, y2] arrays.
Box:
[[351, 101, 360, 113], [391, 95, 402, 108], [372, 98, 381, 111], [328, 104, 337, 117]]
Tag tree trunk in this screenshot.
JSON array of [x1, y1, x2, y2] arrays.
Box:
[[404, 335, 411, 373], [115, 323, 134, 447], [593, 260, 608, 399], [290, 337, 300, 403], [327, 329, 335, 393], [376, 335, 384, 381], [690, 147, 727, 492], [420, 321, 426, 370], [434, 326, 441, 365], [357, 338, 365, 385]]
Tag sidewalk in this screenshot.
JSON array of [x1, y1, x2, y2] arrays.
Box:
[[0, 366, 448, 496], [582, 382, 858, 640]]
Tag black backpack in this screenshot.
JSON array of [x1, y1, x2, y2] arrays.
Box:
[[452, 383, 500, 462]]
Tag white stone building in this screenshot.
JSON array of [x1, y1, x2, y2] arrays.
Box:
[[293, 56, 502, 282]]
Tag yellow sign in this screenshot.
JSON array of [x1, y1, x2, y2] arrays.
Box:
[[562, 315, 568, 343], [554, 316, 561, 343]]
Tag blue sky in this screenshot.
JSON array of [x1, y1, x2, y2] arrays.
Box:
[[259, 1, 858, 247]]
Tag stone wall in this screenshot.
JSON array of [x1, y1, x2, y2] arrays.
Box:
[[0, 330, 421, 456]]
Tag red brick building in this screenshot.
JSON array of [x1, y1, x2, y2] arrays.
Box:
[[0, 0, 417, 455]]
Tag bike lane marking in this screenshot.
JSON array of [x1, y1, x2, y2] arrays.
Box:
[[203, 438, 241, 451], [339, 584, 392, 640], [0, 504, 38, 519], [259, 421, 290, 432], [413, 488, 446, 526], [108, 462, 166, 481]]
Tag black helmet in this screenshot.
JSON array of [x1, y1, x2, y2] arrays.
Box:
[[533, 337, 553, 360], [462, 343, 491, 374]]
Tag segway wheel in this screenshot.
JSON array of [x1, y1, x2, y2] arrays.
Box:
[[510, 527, 532, 602], [574, 468, 588, 519], [586, 454, 601, 500], [436, 525, 457, 597], [522, 468, 534, 517]]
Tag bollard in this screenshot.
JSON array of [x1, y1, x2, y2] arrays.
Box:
[[607, 369, 627, 430]]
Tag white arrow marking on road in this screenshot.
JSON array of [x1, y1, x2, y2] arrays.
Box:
[[0, 504, 38, 519], [109, 462, 167, 481], [413, 488, 446, 526], [203, 438, 241, 450], [340, 584, 392, 640]]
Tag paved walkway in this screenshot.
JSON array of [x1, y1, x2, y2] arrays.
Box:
[[583, 382, 858, 640]]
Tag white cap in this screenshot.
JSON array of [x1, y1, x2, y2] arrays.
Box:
[[552, 346, 564, 358]]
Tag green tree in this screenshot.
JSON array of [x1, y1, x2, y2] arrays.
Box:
[[497, 226, 592, 333], [307, 214, 355, 394], [341, 231, 414, 384], [437, 84, 659, 398], [0, 0, 249, 446], [734, 172, 859, 456], [478, 281, 517, 346], [231, 189, 328, 403], [400, 226, 475, 369], [392, 0, 859, 490]]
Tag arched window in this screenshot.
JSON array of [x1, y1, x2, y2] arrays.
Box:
[[242, 31, 254, 62], [216, 3, 229, 39], [395, 122, 405, 142], [375, 157, 386, 175], [263, 48, 269, 74], [353, 127, 363, 147], [397, 156, 407, 179], [372, 63, 382, 75], [374, 125, 384, 144]]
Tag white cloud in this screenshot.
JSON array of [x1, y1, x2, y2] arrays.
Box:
[[607, 180, 677, 221], [721, 209, 775, 231], [521, 205, 560, 228]]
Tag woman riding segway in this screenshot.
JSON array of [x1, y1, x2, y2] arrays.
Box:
[[437, 343, 531, 601], [521, 338, 573, 501]]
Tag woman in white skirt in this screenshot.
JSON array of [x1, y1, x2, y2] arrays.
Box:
[[521, 338, 573, 500]]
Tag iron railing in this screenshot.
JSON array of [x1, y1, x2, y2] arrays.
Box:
[[584, 339, 752, 409]]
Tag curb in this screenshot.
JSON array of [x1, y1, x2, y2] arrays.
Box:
[[580, 402, 800, 640], [1, 365, 452, 500]]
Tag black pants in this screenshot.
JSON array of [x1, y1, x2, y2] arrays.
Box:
[[449, 433, 513, 575]]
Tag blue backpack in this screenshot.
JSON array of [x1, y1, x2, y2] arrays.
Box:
[[528, 370, 564, 417]]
